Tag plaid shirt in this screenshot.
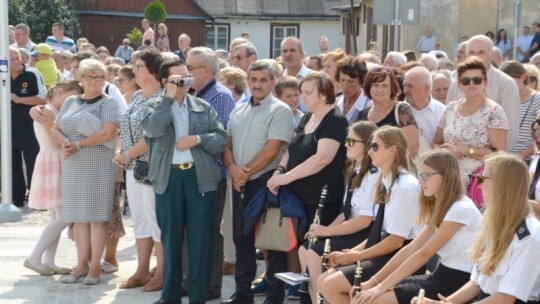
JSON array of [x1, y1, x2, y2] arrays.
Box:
[[196, 79, 235, 177]]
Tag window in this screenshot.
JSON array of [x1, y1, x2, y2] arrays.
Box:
[[206, 24, 230, 50], [270, 24, 299, 58]]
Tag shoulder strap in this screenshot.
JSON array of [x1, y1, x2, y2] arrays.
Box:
[[394, 101, 404, 127], [294, 112, 312, 133], [105, 84, 110, 95]]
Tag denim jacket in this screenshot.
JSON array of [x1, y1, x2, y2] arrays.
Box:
[[141, 94, 227, 195]]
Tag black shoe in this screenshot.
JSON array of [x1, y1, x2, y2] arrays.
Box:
[[256, 249, 264, 261], [221, 295, 254, 304], [207, 291, 221, 301], [181, 289, 188, 297], [153, 300, 180, 304], [262, 299, 283, 304]]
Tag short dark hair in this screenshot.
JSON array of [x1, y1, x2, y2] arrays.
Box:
[[158, 58, 186, 87], [335, 56, 367, 85], [52, 22, 65, 30], [309, 55, 323, 70], [274, 76, 299, 98], [300, 72, 335, 105], [363, 66, 400, 100], [139, 49, 165, 79], [457, 56, 487, 80]]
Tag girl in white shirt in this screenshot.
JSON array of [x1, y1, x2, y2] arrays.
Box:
[[318, 126, 421, 304], [420, 153, 540, 304], [299, 121, 380, 303], [353, 149, 482, 304]]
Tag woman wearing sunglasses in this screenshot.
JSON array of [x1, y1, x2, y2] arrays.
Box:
[[433, 56, 508, 186], [500, 61, 540, 158], [318, 126, 421, 304], [298, 121, 380, 303], [418, 153, 540, 304], [352, 149, 481, 304]]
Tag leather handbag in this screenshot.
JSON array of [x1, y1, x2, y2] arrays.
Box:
[[133, 160, 151, 185], [255, 205, 298, 252], [128, 106, 152, 185]]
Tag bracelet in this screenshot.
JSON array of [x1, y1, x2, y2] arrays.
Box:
[[124, 151, 132, 162], [276, 165, 286, 173], [75, 141, 81, 149], [370, 276, 380, 285]]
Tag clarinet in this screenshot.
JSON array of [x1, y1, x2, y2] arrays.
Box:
[[316, 239, 331, 304], [352, 260, 362, 297], [298, 185, 328, 294]]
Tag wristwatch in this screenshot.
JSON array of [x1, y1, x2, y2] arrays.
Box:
[[469, 147, 474, 156], [196, 135, 201, 145]]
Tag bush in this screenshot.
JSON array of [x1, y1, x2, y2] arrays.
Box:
[[127, 27, 143, 47]]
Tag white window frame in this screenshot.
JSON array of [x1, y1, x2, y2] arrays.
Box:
[[206, 24, 230, 50], [271, 23, 300, 58]]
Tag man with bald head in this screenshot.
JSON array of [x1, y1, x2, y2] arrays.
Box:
[[446, 35, 520, 150], [403, 66, 446, 145]]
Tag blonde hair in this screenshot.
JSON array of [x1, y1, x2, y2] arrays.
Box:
[[524, 63, 540, 90], [417, 149, 464, 227], [372, 126, 409, 204], [158, 23, 168, 35], [219, 67, 247, 95], [470, 153, 531, 275], [46, 80, 83, 103]]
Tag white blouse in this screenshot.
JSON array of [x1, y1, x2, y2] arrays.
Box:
[[381, 169, 421, 240], [436, 197, 482, 273], [471, 216, 540, 302], [344, 166, 381, 219]]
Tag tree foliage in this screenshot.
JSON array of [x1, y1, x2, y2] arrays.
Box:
[[144, 0, 167, 30], [127, 27, 143, 47], [8, 0, 80, 43]]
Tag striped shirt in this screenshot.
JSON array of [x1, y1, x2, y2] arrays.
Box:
[[45, 35, 76, 52], [512, 92, 540, 154]]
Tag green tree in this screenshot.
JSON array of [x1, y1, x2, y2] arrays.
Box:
[[127, 27, 143, 48], [8, 0, 80, 44], [144, 0, 167, 32]]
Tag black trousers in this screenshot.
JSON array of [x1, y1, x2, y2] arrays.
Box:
[[12, 139, 39, 206]]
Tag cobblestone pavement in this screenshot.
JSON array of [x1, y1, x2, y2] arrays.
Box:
[[0, 207, 274, 304]]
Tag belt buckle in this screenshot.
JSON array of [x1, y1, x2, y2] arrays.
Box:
[[179, 162, 193, 170]]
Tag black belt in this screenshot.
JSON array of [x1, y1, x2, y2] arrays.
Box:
[[171, 162, 194, 170]]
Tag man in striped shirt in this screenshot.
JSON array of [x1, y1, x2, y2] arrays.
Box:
[[45, 22, 76, 53]]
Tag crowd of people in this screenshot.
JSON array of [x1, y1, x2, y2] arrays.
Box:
[[7, 17, 540, 304]]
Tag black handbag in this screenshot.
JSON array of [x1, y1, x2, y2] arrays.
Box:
[[128, 107, 152, 185]]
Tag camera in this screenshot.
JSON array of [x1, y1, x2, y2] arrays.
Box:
[[167, 77, 194, 87]]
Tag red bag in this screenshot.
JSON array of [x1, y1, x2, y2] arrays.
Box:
[[467, 166, 485, 208]]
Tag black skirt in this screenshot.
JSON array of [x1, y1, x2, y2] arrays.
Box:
[[393, 263, 470, 304], [301, 222, 373, 255]]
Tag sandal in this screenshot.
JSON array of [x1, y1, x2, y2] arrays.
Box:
[[119, 275, 151, 289], [142, 277, 163, 292], [101, 261, 118, 274]]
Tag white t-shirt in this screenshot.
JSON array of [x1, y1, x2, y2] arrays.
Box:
[[344, 166, 381, 219], [471, 216, 540, 302], [516, 35, 534, 61], [103, 82, 127, 115], [409, 97, 446, 144], [436, 197, 482, 273], [381, 169, 421, 240]]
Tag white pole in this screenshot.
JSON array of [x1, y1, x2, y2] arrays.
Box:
[[393, 0, 400, 51], [513, 0, 522, 61], [0, 0, 22, 223]]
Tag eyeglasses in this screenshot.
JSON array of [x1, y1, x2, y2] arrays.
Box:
[[346, 137, 364, 147], [123, 42, 129, 45], [418, 172, 441, 182], [530, 76, 538, 83], [187, 65, 205, 72], [469, 174, 491, 185], [82, 75, 105, 82], [460, 76, 484, 86]]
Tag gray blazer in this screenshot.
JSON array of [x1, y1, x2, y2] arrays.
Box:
[[141, 94, 227, 195]]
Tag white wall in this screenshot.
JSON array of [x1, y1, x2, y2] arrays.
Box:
[[217, 18, 344, 58]]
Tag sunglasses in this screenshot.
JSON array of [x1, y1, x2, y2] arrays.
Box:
[[418, 172, 441, 182], [346, 137, 363, 147], [460, 76, 484, 86], [532, 119, 540, 131], [469, 174, 491, 185], [530, 76, 538, 83]]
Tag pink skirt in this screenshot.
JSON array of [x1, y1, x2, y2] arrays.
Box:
[[28, 151, 62, 210]]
